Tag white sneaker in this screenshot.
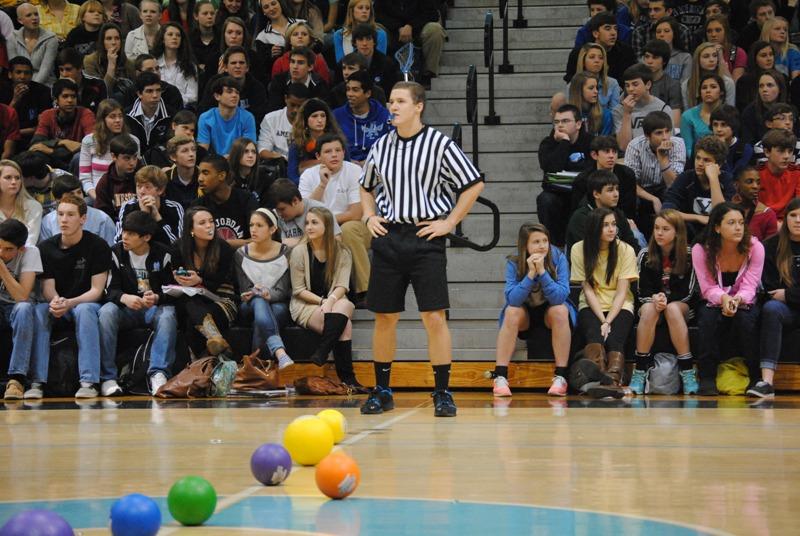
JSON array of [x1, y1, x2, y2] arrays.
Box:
[[23, 382, 44, 399], [277, 354, 294, 370], [75, 382, 99, 398], [101, 379, 123, 397], [149, 372, 167, 396]]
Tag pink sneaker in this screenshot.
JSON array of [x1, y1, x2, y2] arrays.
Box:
[[493, 376, 512, 397], [547, 375, 568, 396]]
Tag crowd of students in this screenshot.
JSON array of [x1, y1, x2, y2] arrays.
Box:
[[0, 0, 449, 399], [513, 0, 800, 400]]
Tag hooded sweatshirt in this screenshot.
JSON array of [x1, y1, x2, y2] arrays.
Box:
[[333, 98, 392, 162], [94, 163, 142, 221]]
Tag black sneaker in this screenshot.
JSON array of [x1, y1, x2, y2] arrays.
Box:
[[432, 390, 457, 417], [360, 387, 394, 414], [746, 381, 775, 399]]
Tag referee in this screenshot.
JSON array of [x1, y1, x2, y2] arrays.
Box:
[[359, 81, 484, 417]]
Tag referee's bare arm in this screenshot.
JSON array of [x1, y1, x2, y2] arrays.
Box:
[[360, 186, 388, 237], [416, 180, 484, 240]]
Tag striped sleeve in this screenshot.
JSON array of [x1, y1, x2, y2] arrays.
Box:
[[440, 139, 482, 192]]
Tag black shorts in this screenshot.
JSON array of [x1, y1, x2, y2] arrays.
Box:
[[367, 223, 449, 313], [516, 303, 549, 340]]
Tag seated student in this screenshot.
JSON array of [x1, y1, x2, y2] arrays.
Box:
[[564, 12, 636, 85], [757, 128, 800, 220], [631, 0, 691, 58], [94, 134, 142, 221], [7, 3, 59, 87], [630, 208, 699, 395], [692, 202, 764, 395], [289, 206, 361, 387], [736, 40, 782, 112], [299, 133, 371, 303], [738, 0, 776, 53], [199, 46, 268, 126], [269, 178, 341, 247], [79, 99, 134, 202], [680, 73, 726, 160], [0, 57, 51, 151], [566, 169, 639, 255], [151, 22, 199, 107], [327, 52, 387, 109], [197, 77, 257, 157], [83, 23, 137, 96], [571, 135, 637, 220], [711, 104, 754, 178], [190, 0, 219, 83], [258, 83, 310, 165], [171, 206, 238, 359], [761, 16, 800, 80], [332, 71, 392, 165], [641, 39, 683, 129], [570, 207, 639, 386], [0, 160, 42, 247], [125, 72, 176, 167], [751, 103, 800, 165], [98, 211, 178, 397], [267, 47, 329, 113], [273, 21, 332, 84], [0, 220, 42, 400], [0, 103, 20, 159], [124, 0, 160, 58], [33, 194, 112, 399], [288, 98, 345, 184], [115, 165, 184, 245], [663, 135, 735, 236], [147, 109, 207, 169], [734, 166, 778, 241], [14, 151, 60, 216], [614, 64, 672, 151], [55, 47, 108, 112], [234, 208, 294, 370], [64, 0, 105, 56], [566, 72, 613, 136], [345, 23, 399, 97], [192, 154, 258, 249], [535, 104, 593, 247], [651, 17, 692, 84], [30, 79, 96, 170], [757, 197, 800, 399], [740, 69, 787, 145], [624, 111, 684, 237], [164, 135, 200, 209], [492, 222, 575, 398], [117, 55, 184, 113], [573, 0, 632, 48], [39, 173, 116, 245]]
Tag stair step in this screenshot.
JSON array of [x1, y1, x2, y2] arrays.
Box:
[[434, 123, 550, 152], [352, 325, 508, 349], [445, 26, 576, 48], [431, 71, 565, 97], [440, 48, 568, 73], [426, 97, 550, 125], [350, 348, 525, 360], [447, 5, 586, 26], [353, 307, 503, 322], [460, 213, 533, 247], [470, 181, 540, 213]]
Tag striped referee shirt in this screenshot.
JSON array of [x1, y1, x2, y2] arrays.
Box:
[[360, 126, 482, 223]]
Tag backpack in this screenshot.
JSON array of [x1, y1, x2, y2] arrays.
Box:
[[118, 332, 154, 395], [46, 332, 79, 397], [647, 353, 681, 395]]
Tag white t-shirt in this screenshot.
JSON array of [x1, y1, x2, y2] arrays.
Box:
[[298, 161, 362, 216], [128, 250, 150, 294], [257, 108, 292, 159], [0, 246, 42, 304]]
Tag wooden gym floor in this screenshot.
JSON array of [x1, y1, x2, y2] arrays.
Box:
[[0, 392, 798, 535]]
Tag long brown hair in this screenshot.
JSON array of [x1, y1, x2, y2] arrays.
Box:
[[568, 72, 603, 135], [645, 209, 688, 277], [180, 207, 222, 274], [93, 99, 128, 155], [305, 206, 343, 288], [776, 197, 800, 287], [583, 207, 618, 287], [701, 202, 752, 277], [511, 223, 556, 281], [291, 99, 343, 152]]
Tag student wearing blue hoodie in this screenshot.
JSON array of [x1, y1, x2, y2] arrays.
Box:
[[332, 71, 392, 165], [492, 223, 576, 398]]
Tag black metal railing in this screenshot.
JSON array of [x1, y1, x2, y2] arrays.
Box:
[[466, 64, 479, 169], [483, 11, 500, 125], [513, 0, 528, 28], [498, 0, 514, 74]]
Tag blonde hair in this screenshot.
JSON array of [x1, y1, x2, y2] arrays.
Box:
[[78, 0, 107, 24], [304, 206, 343, 288], [576, 43, 609, 98], [134, 165, 168, 189], [761, 16, 798, 59], [0, 160, 36, 223], [284, 20, 314, 49], [343, 0, 375, 35], [686, 42, 731, 108]]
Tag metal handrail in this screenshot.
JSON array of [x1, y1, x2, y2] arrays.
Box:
[[513, 0, 528, 28], [498, 0, 514, 73], [466, 64, 479, 169], [483, 11, 500, 125]]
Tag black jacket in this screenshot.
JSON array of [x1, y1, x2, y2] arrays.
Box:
[[118, 80, 183, 113], [762, 235, 800, 309], [374, 0, 440, 36], [564, 41, 635, 84], [105, 241, 176, 306], [636, 247, 697, 306], [267, 72, 329, 113], [538, 129, 593, 176], [125, 99, 177, 162], [571, 164, 638, 220], [115, 197, 185, 245]]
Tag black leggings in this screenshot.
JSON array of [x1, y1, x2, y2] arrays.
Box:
[[578, 308, 634, 352]]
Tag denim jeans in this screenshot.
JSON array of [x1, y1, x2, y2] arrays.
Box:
[[98, 303, 178, 379], [33, 302, 102, 384], [759, 300, 800, 370], [239, 297, 289, 357], [0, 302, 37, 380], [696, 303, 760, 381]]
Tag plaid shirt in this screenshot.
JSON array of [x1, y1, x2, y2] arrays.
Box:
[[631, 20, 692, 59], [624, 134, 686, 190]]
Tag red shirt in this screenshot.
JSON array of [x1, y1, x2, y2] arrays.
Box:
[[271, 52, 332, 84], [758, 165, 800, 219], [0, 104, 20, 146], [34, 107, 95, 143]]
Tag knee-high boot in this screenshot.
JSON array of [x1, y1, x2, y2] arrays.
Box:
[[333, 340, 359, 386], [606, 351, 625, 386], [310, 313, 349, 366], [583, 343, 607, 372]]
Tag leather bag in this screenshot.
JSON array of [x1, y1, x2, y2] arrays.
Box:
[[232, 350, 280, 391], [156, 356, 218, 398]]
